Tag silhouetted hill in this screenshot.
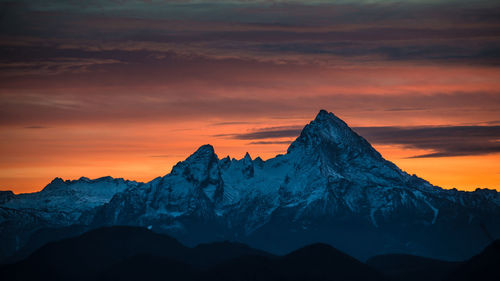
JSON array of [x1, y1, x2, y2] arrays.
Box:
[[8, 226, 499, 281], [97, 254, 194, 281], [1, 226, 188, 281], [0, 226, 274, 281], [0, 226, 388, 281], [190, 240, 272, 268], [3, 224, 89, 263], [446, 240, 500, 281], [367, 253, 461, 281], [199, 243, 386, 281], [3, 111, 500, 263], [278, 243, 386, 281]]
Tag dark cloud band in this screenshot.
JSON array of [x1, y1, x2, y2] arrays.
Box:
[[355, 126, 500, 158], [219, 125, 500, 158]]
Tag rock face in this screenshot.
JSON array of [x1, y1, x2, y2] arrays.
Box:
[[0, 177, 139, 260], [89, 110, 500, 260], [1, 110, 500, 261]]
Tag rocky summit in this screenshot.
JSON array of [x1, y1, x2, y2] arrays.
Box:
[[1, 110, 499, 262]]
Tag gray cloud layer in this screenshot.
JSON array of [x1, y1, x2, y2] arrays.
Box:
[[355, 126, 500, 158], [1, 0, 500, 68], [1, 0, 499, 159], [219, 125, 500, 158]]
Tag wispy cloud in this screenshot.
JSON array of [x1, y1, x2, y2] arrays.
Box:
[[249, 140, 293, 145], [150, 155, 176, 158], [2, 1, 500, 69], [354, 126, 500, 158], [0, 58, 122, 76], [221, 126, 303, 140], [218, 124, 500, 158], [1, 0, 500, 191], [24, 125, 48, 129], [211, 121, 256, 126]]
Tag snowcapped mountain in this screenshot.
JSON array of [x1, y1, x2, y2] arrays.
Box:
[[4, 177, 138, 217], [89, 110, 500, 260], [0, 176, 139, 260], [1, 110, 499, 261]]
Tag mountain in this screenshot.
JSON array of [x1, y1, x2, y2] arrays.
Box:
[[367, 254, 461, 281], [0, 177, 139, 260], [202, 243, 385, 281], [88, 110, 500, 260], [445, 240, 500, 281], [3, 226, 497, 281], [0, 226, 187, 281], [1, 226, 272, 281], [366, 240, 500, 281], [1, 110, 500, 262], [0, 226, 385, 281]]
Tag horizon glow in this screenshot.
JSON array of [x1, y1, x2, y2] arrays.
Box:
[[1, 0, 499, 193]]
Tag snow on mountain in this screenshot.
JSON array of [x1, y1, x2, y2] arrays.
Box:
[[0, 176, 139, 259], [2, 176, 139, 219], [92, 111, 452, 227], [88, 110, 499, 260], [1, 110, 499, 261]]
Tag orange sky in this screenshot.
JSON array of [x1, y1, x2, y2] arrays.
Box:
[[1, 112, 499, 194], [1, 1, 499, 193]]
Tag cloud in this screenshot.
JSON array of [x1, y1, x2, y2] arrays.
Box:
[[354, 126, 500, 158], [249, 140, 293, 145], [1, 0, 499, 145], [1, 88, 499, 129], [0, 58, 122, 76], [218, 124, 500, 158], [224, 126, 303, 140], [211, 121, 256, 126], [2, 1, 500, 69], [24, 125, 48, 129]]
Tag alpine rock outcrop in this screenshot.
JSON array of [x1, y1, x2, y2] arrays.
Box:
[[1, 110, 499, 261]]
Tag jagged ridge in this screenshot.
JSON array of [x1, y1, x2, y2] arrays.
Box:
[[1, 110, 499, 262]]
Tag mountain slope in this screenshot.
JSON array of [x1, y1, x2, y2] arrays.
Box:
[[89, 110, 500, 260], [0, 177, 139, 261], [367, 253, 461, 281], [203, 243, 385, 281], [0, 226, 386, 281], [445, 240, 500, 281], [1, 110, 499, 262], [1, 226, 187, 281], [0, 226, 274, 281]]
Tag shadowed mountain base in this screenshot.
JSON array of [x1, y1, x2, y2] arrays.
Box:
[[1, 226, 499, 281]]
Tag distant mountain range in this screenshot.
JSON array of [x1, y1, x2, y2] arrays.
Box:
[[1, 226, 498, 281], [1, 110, 499, 262]]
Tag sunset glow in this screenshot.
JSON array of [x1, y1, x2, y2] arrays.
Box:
[[1, 0, 499, 193]]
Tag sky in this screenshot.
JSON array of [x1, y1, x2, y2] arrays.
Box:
[[0, 0, 499, 193]]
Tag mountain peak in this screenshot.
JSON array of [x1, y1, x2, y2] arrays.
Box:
[[170, 144, 220, 180], [183, 144, 217, 163], [78, 176, 91, 182], [40, 177, 67, 192], [243, 152, 252, 161], [194, 144, 215, 155], [50, 177, 65, 184], [287, 110, 356, 153], [315, 109, 330, 120], [0, 190, 15, 204], [313, 109, 348, 127]]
